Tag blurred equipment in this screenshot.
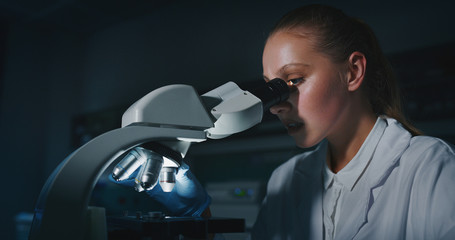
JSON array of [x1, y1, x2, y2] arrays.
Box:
[[29, 79, 289, 240], [14, 212, 34, 240], [207, 181, 263, 229]]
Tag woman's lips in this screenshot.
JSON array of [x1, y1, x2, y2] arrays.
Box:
[[283, 121, 304, 134]]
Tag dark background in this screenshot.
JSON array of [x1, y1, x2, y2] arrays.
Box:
[[1, 0, 454, 239]]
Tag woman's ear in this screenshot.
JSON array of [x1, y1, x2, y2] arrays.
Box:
[[346, 51, 366, 92]]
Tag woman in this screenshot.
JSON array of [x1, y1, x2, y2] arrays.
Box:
[[114, 4, 455, 240], [251, 4, 455, 240]]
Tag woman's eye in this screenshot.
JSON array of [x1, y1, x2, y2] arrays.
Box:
[[287, 77, 305, 86]]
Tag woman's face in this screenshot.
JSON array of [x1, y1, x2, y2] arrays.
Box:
[[263, 30, 350, 148]]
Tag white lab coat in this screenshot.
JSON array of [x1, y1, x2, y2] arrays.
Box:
[[251, 118, 455, 240]]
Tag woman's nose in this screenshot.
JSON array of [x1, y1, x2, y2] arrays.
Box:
[[269, 101, 291, 115]]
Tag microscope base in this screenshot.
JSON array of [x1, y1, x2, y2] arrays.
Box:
[[107, 215, 245, 240]]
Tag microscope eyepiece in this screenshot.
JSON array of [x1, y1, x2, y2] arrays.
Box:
[[248, 78, 290, 111]]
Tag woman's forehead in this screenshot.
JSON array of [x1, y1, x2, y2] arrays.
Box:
[[263, 32, 317, 63]]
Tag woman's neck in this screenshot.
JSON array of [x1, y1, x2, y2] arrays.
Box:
[[326, 111, 377, 173]]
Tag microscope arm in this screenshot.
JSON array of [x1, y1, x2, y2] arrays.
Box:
[[30, 126, 206, 240]]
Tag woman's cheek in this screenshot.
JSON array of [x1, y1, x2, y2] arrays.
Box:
[[296, 84, 318, 116]]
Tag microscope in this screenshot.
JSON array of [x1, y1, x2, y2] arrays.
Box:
[[29, 78, 289, 240]]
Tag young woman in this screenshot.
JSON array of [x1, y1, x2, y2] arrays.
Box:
[[114, 4, 455, 240], [251, 4, 455, 240]]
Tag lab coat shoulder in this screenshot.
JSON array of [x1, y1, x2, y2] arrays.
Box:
[[252, 143, 325, 240], [401, 135, 455, 239], [267, 147, 324, 194], [340, 119, 455, 240], [398, 135, 455, 184], [406, 135, 455, 164]]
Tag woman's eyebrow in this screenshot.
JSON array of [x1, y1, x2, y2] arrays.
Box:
[[279, 63, 311, 74]]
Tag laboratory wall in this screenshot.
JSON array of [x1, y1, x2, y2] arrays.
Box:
[[0, 0, 454, 239], [0, 22, 87, 239]]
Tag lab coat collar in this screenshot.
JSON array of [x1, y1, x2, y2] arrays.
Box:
[[323, 117, 387, 191], [336, 117, 412, 240], [365, 117, 411, 187]]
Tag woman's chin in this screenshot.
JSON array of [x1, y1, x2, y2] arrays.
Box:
[[293, 135, 322, 149]]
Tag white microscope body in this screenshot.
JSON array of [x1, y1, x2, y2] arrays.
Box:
[[29, 79, 289, 240]]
